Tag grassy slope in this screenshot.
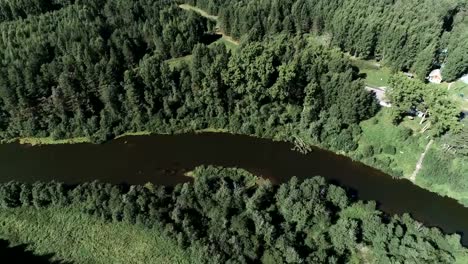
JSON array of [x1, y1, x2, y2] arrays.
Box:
[[0, 206, 190, 264], [356, 109, 427, 177], [417, 143, 468, 205], [435, 81, 468, 111], [357, 108, 468, 205]]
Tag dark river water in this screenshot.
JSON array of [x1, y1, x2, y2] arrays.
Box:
[[0, 133, 467, 245]]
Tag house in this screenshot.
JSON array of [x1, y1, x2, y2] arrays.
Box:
[[461, 74, 468, 84], [428, 69, 442, 84]]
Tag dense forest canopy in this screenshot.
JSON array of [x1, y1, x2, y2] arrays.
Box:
[[0, 0, 379, 153], [0, 166, 465, 263], [182, 0, 468, 81], [0, 0, 465, 151]]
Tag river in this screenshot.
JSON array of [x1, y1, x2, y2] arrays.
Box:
[[0, 132, 466, 244]]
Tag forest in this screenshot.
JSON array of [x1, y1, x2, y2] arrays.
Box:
[[0, 0, 465, 151], [182, 0, 468, 81], [0, 0, 468, 262], [0, 166, 466, 263], [0, 0, 380, 153]]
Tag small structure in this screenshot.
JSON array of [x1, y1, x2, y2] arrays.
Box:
[[461, 74, 468, 84], [428, 69, 442, 84]]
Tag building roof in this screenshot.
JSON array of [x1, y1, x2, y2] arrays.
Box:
[[428, 69, 442, 83], [461, 74, 468, 84], [429, 69, 441, 77]]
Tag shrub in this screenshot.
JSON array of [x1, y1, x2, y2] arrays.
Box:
[[361, 145, 374, 157], [382, 145, 396, 155], [397, 127, 413, 141]]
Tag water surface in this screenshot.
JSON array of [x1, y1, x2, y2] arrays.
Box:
[[0, 133, 466, 244]]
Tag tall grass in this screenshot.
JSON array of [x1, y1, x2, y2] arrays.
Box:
[[0, 206, 190, 264]]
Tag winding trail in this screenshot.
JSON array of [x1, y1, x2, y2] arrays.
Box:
[[179, 4, 239, 46], [410, 139, 434, 182]]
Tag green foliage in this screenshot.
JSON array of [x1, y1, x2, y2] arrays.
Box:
[[388, 74, 461, 136], [357, 109, 425, 177], [382, 144, 397, 155], [0, 166, 466, 263], [361, 145, 374, 157], [442, 10, 468, 81], [0, 206, 191, 264], [0, 0, 209, 141], [185, 0, 468, 79], [0, 1, 379, 154]]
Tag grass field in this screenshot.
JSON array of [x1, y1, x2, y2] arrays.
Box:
[[416, 141, 468, 206], [357, 108, 468, 206], [350, 58, 393, 88], [0, 206, 190, 264], [439, 81, 468, 110], [356, 108, 428, 178]]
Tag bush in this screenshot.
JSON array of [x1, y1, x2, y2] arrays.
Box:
[[382, 145, 396, 155], [397, 127, 413, 141], [361, 145, 374, 157]]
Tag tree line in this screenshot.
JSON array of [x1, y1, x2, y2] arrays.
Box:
[[182, 0, 468, 81], [0, 0, 379, 153], [0, 0, 210, 142], [0, 166, 465, 263]]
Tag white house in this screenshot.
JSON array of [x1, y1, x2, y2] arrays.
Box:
[[428, 69, 442, 84], [461, 74, 468, 84]]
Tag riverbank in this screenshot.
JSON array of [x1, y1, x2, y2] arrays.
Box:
[[1, 137, 90, 146], [1, 167, 467, 262], [5, 121, 468, 208]]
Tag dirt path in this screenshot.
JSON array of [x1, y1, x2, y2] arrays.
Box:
[[409, 139, 434, 182], [179, 4, 239, 46], [179, 4, 218, 20]]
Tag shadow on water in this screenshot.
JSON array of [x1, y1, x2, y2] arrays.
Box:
[[0, 239, 70, 264]]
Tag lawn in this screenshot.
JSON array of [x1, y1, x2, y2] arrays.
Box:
[[356, 108, 428, 178], [445, 81, 468, 110], [350, 58, 393, 88], [416, 142, 468, 206], [0, 206, 190, 264]]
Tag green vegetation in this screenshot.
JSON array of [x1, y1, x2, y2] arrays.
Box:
[[0, 206, 190, 264], [3, 137, 89, 146], [179, 3, 218, 21], [1, 0, 468, 261], [388, 74, 461, 136], [445, 82, 468, 110], [350, 58, 392, 88], [184, 0, 468, 80], [417, 142, 468, 205], [0, 166, 466, 263], [355, 109, 426, 177]]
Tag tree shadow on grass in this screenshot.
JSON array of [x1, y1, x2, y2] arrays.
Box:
[[0, 239, 72, 264]]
